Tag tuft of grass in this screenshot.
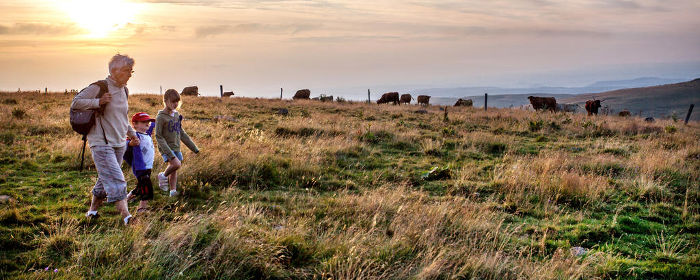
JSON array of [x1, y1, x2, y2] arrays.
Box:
[[12, 108, 26, 119]]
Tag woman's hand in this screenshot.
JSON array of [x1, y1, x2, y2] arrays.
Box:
[[128, 135, 140, 146]]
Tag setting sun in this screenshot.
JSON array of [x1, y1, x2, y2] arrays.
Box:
[[58, 0, 141, 38]]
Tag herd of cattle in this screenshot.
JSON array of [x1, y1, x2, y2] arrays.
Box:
[[182, 86, 630, 117], [526, 96, 628, 116]]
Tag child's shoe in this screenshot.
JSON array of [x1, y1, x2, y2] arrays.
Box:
[[157, 172, 168, 192]]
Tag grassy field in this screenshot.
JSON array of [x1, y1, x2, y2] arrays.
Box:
[[1, 91, 698, 279]]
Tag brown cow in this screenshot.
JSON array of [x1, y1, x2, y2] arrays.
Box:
[[182, 86, 199, 96], [454, 98, 473, 107], [417, 95, 430, 106], [400, 94, 412, 105], [618, 110, 631, 117], [222, 91, 234, 97], [585, 100, 602, 116], [293, 89, 311, 100], [377, 92, 399, 104], [527, 96, 556, 111]]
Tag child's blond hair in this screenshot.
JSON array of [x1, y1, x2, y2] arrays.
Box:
[[163, 89, 181, 110]]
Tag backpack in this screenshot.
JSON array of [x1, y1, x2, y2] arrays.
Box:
[[70, 80, 129, 170]]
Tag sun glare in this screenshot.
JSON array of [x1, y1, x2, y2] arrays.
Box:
[[59, 0, 141, 38]]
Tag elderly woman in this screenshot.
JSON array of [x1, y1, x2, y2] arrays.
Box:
[[71, 54, 140, 225]]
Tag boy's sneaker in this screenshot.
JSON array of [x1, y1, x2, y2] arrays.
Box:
[[169, 190, 178, 197], [157, 172, 168, 192]]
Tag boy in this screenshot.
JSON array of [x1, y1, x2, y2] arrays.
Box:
[[156, 89, 199, 197], [124, 112, 156, 212]]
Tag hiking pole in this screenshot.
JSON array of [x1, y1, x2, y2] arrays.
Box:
[[79, 135, 87, 171]]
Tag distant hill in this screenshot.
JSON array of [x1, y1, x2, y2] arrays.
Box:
[[585, 77, 687, 88], [561, 78, 700, 120], [411, 77, 690, 100]]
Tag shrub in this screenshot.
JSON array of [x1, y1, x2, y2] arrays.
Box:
[[12, 108, 26, 119], [664, 125, 677, 134], [2, 98, 17, 105], [477, 141, 507, 156], [529, 120, 544, 132], [0, 133, 14, 145]]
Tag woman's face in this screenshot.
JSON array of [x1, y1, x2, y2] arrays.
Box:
[[112, 66, 133, 86]]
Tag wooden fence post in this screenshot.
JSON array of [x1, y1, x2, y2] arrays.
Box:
[[367, 89, 370, 104], [220, 85, 223, 97], [45, 88, 47, 94], [160, 86, 162, 95], [484, 93, 488, 111], [685, 104, 695, 125], [281, 88, 283, 99]]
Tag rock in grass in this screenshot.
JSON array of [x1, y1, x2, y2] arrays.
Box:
[[415, 109, 428, 114], [422, 166, 451, 180], [570, 246, 587, 257], [213, 115, 238, 122]]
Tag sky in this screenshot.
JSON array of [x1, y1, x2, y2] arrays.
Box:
[[1, 0, 699, 98]]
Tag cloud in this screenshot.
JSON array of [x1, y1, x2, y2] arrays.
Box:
[[194, 23, 321, 38], [0, 23, 80, 35], [596, 0, 670, 12], [442, 26, 610, 38], [139, 0, 346, 9]]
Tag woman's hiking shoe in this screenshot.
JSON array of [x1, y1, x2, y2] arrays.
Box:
[[169, 190, 179, 197], [124, 214, 133, 225], [157, 172, 168, 191], [85, 211, 100, 220]]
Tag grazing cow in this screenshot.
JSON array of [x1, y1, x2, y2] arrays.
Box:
[[454, 98, 473, 107], [400, 94, 412, 105], [585, 100, 602, 116], [222, 91, 234, 97], [556, 103, 578, 112], [319, 95, 333, 102], [182, 86, 199, 96], [377, 92, 400, 105], [619, 110, 631, 117], [293, 89, 311, 100], [527, 96, 557, 111], [417, 95, 430, 106]]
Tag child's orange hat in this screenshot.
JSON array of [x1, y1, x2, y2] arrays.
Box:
[[131, 112, 155, 123]]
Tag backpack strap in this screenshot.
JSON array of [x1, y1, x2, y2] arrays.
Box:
[[90, 80, 110, 145], [90, 80, 109, 113], [124, 87, 129, 99]]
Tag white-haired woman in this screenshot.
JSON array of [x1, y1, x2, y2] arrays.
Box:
[[71, 54, 140, 225]]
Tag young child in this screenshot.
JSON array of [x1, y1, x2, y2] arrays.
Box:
[[124, 112, 156, 213], [156, 89, 199, 197]]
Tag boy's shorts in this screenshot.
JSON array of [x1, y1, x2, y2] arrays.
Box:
[[162, 151, 183, 163], [130, 169, 153, 201]]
